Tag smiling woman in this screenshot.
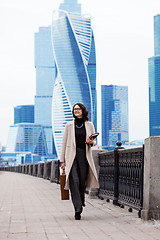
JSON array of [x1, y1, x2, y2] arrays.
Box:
[[73, 105, 83, 119], [60, 103, 99, 220]]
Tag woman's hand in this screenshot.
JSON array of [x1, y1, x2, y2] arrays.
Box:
[[61, 162, 65, 170], [86, 137, 93, 145]]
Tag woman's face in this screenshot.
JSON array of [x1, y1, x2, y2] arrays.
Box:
[[73, 105, 83, 118]]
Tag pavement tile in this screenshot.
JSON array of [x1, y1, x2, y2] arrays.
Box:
[[46, 233, 70, 240], [26, 232, 48, 240], [26, 224, 45, 233], [41, 221, 60, 228], [0, 233, 8, 240], [44, 226, 64, 234], [9, 223, 27, 234], [127, 231, 157, 240], [81, 225, 104, 234], [7, 233, 28, 240], [66, 233, 91, 240], [0, 172, 160, 240], [0, 226, 10, 233], [148, 233, 160, 240], [62, 226, 86, 234]]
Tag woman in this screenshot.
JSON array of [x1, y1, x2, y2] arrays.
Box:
[[60, 103, 99, 220]]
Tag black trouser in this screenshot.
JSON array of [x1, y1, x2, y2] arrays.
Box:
[[69, 147, 89, 213]]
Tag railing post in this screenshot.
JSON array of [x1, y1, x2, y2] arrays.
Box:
[[113, 141, 124, 206], [138, 144, 144, 218], [113, 148, 119, 205]]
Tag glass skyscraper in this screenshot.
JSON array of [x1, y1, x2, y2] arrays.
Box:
[[14, 105, 34, 124], [149, 14, 160, 136], [59, 0, 81, 13], [101, 85, 129, 148], [6, 124, 47, 156], [6, 28, 56, 161], [34, 26, 57, 156], [154, 15, 160, 56], [51, 0, 97, 157]]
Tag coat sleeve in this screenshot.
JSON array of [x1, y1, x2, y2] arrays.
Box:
[[60, 124, 69, 163], [89, 122, 96, 147], [92, 123, 96, 146]]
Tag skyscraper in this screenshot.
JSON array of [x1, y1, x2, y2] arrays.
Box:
[[6, 123, 47, 156], [154, 14, 160, 56], [149, 14, 160, 136], [14, 105, 34, 124], [6, 28, 56, 161], [59, 0, 81, 14], [101, 85, 129, 148], [34, 26, 57, 156], [51, 1, 97, 157]]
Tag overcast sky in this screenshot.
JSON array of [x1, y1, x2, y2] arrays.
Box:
[[0, 0, 160, 146]]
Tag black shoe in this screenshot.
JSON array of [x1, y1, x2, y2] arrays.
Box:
[[75, 212, 81, 220]]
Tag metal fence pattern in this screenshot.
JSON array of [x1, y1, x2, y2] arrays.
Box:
[[98, 146, 144, 215], [99, 151, 114, 200]]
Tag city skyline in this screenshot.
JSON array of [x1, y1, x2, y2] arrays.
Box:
[[0, 0, 160, 146]]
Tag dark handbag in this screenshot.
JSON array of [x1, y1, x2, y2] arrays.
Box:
[[60, 169, 69, 200]]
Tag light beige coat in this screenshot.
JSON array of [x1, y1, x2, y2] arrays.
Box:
[[60, 120, 99, 190]]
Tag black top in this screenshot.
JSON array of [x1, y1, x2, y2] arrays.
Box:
[[74, 117, 86, 149]]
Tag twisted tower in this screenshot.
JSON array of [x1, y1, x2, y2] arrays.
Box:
[[51, 7, 96, 157]]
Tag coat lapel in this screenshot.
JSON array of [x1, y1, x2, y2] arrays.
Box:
[[72, 120, 76, 147], [85, 121, 89, 138]]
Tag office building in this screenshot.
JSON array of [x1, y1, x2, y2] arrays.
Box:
[[34, 26, 57, 156], [149, 14, 160, 136], [14, 105, 34, 124], [59, 0, 81, 14], [51, 3, 97, 157], [6, 27, 56, 161], [154, 14, 160, 56], [101, 85, 129, 148], [6, 123, 47, 156]]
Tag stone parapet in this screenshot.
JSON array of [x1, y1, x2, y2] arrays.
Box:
[[142, 136, 160, 220]]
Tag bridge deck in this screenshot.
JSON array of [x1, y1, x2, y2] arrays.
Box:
[[0, 172, 160, 240]]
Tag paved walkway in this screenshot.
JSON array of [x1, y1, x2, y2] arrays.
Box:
[[0, 172, 160, 240]]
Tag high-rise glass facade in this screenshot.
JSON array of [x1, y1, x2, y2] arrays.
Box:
[[101, 85, 129, 148], [6, 124, 47, 156], [34, 27, 57, 156], [59, 0, 81, 14], [51, 2, 97, 157], [154, 15, 160, 56], [149, 14, 160, 136], [14, 105, 34, 124], [88, 33, 97, 133]]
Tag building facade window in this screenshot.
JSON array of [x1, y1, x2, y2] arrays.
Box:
[[101, 85, 129, 149]]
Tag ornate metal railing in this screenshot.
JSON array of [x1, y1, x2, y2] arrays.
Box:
[[0, 160, 60, 184], [99, 145, 144, 216], [54, 160, 60, 184], [98, 151, 114, 200]]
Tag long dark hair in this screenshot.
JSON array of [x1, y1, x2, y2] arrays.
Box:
[[72, 103, 89, 122]]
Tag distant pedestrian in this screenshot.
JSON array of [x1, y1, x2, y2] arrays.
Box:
[[60, 103, 99, 220]]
